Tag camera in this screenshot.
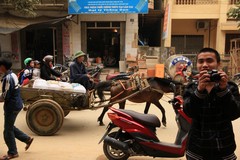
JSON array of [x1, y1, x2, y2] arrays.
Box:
[[208, 69, 221, 82]]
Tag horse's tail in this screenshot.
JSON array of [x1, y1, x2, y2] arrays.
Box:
[[94, 80, 112, 101]]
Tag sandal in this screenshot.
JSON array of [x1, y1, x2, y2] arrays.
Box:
[[0, 153, 19, 160], [25, 137, 34, 151]]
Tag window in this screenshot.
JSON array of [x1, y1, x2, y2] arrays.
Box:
[[225, 34, 240, 54], [171, 35, 204, 54]]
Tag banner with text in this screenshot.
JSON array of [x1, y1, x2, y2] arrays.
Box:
[[68, 0, 148, 14]]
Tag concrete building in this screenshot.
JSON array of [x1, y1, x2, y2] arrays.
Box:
[[0, 0, 68, 69], [70, 14, 138, 67], [162, 0, 240, 55], [0, 0, 141, 69]]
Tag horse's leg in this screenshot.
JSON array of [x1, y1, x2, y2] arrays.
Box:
[[119, 100, 126, 110], [152, 101, 166, 127], [144, 102, 151, 114], [98, 100, 126, 126], [97, 107, 109, 126]]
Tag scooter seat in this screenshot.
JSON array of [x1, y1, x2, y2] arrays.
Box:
[[118, 109, 161, 128]]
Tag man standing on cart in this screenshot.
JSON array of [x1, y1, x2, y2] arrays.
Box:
[[70, 51, 95, 90]]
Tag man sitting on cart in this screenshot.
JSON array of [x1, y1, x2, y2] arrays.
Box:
[[70, 51, 95, 90]]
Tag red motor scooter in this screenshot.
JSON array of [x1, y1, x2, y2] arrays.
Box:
[[99, 83, 192, 159]]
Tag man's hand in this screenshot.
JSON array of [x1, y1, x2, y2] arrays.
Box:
[[197, 70, 210, 92], [56, 77, 61, 81], [87, 74, 92, 78], [218, 70, 228, 90]]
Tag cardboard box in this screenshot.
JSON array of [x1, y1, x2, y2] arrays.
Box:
[[146, 58, 159, 68], [127, 62, 138, 68], [147, 68, 155, 77], [138, 69, 147, 78], [138, 60, 147, 69], [126, 54, 137, 62], [155, 64, 165, 78]]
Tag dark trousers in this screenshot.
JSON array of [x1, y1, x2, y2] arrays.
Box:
[[186, 152, 237, 160], [73, 75, 94, 90], [4, 111, 30, 155]]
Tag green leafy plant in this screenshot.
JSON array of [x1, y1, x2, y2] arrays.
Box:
[[227, 1, 240, 27], [4, 0, 40, 16]]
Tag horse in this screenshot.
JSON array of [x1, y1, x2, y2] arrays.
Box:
[[95, 77, 183, 126]]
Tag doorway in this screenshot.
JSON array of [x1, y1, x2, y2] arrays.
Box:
[[25, 28, 56, 60], [82, 21, 125, 68], [87, 29, 120, 67]]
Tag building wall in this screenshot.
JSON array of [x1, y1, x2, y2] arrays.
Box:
[[69, 14, 138, 59], [172, 19, 217, 49], [164, 0, 239, 54], [0, 33, 21, 69], [0, 34, 11, 51]]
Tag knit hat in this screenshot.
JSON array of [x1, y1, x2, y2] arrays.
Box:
[[74, 51, 86, 59]]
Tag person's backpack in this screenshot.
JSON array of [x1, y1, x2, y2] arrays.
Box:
[[17, 69, 25, 85]]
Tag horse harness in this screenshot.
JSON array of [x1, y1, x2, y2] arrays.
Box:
[[110, 75, 150, 100]]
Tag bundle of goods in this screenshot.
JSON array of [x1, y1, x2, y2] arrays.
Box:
[[32, 79, 86, 93]]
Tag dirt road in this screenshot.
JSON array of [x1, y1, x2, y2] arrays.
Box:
[[0, 96, 239, 160]]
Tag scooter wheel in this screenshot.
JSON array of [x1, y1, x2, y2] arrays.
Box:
[[103, 132, 130, 160]]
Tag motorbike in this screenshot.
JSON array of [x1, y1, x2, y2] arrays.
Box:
[[53, 55, 103, 83], [99, 83, 192, 159], [106, 66, 139, 81]]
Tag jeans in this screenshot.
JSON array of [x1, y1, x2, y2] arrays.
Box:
[[4, 111, 30, 155]]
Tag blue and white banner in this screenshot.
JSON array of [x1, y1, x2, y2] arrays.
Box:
[[68, 0, 148, 14]]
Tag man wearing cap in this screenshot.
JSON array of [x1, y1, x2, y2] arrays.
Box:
[[70, 51, 94, 90]]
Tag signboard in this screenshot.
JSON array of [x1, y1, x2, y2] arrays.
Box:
[[162, 4, 170, 40], [68, 0, 148, 14]]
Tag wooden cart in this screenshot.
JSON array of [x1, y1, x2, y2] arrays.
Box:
[[21, 83, 150, 136]]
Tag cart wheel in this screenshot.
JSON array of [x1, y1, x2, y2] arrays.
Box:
[[26, 99, 64, 136], [64, 111, 70, 117]]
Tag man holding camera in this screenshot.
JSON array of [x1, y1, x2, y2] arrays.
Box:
[[183, 48, 240, 160]]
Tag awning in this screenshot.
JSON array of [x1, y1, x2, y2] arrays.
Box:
[[0, 13, 72, 35]]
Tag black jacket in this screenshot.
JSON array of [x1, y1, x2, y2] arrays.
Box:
[[183, 81, 240, 156], [70, 60, 87, 82], [40, 62, 61, 80]]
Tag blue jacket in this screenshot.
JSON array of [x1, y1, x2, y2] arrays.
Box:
[[70, 60, 87, 82], [1, 70, 23, 112]]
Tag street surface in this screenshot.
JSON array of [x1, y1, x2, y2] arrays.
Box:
[[0, 95, 239, 160]]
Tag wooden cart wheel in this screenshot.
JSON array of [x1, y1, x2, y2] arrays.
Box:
[[64, 111, 70, 117], [26, 99, 64, 136]]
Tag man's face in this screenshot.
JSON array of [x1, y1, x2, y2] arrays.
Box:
[[77, 56, 85, 63], [197, 52, 219, 72], [0, 65, 6, 74]]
